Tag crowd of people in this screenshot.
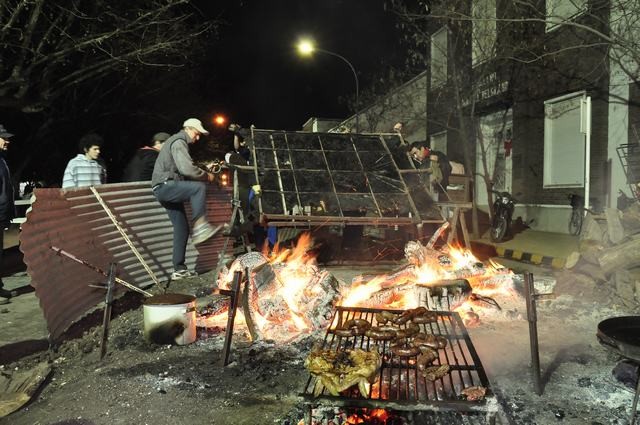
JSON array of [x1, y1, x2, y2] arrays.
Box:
[[0, 118, 464, 303]]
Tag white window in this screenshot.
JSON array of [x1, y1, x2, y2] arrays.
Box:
[[430, 131, 447, 154], [472, 0, 497, 66], [543, 92, 587, 187], [546, 0, 587, 31], [430, 27, 448, 88]]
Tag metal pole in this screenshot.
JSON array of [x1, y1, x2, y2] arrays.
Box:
[[524, 272, 542, 395], [581, 95, 592, 211], [100, 263, 117, 361], [630, 367, 640, 425]]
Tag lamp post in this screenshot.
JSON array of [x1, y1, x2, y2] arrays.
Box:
[[297, 39, 360, 133]]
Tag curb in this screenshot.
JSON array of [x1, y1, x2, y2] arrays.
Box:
[[494, 246, 566, 269]]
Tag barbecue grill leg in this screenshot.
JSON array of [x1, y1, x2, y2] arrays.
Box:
[[303, 404, 312, 425], [631, 368, 640, 425], [486, 411, 496, 425]]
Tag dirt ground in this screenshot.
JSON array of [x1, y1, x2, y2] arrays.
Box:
[[0, 260, 638, 425]]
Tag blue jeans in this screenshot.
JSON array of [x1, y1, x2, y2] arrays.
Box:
[[153, 180, 207, 270]]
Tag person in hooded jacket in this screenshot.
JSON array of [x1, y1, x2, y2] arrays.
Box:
[[123, 132, 170, 182]]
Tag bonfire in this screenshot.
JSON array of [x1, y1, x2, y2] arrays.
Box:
[[202, 232, 516, 341]]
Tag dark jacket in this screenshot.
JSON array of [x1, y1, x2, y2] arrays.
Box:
[[123, 147, 159, 182], [0, 154, 15, 226], [431, 150, 452, 190]]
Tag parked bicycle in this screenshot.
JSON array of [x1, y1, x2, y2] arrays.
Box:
[[490, 190, 517, 242], [568, 194, 584, 236], [568, 194, 602, 236]]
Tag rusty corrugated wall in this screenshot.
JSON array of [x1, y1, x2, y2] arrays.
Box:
[[19, 182, 231, 341]]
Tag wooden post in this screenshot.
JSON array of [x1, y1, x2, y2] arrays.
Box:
[[447, 208, 461, 244], [221, 270, 242, 366], [459, 209, 471, 248], [100, 263, 117, 361]]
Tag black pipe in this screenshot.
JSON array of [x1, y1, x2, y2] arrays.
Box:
[[524, 272, 542, 395]]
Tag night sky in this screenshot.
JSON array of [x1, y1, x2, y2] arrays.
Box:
[[198, 0, 404, 130], [2, 1, 408, 184]]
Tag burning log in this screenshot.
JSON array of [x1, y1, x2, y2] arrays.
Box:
[[215, 236, 343, 341], [342, 238, 510, 313], [415, 279, 473, 311]]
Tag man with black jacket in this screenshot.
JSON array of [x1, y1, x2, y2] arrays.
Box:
[[408, 141, 452, 196], [123, 132, 170, 182], [0, 125, 15, 304]]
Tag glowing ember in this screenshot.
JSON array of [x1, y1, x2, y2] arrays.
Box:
[[339, 243, 516, 323], [210, 233, 342, 341], [346, 408, 391, 424], [208, 235, 515, 340]]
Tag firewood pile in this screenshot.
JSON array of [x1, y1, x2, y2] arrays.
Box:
[[562, 202, 640, 307]]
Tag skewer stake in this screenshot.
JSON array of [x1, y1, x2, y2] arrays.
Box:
[[50, 246, 152, 297]]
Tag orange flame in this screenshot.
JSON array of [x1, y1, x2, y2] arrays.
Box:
[[339, 243, 513, 310], [210, 236, 514, 338]]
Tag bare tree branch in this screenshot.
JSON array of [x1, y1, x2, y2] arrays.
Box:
[[0, 0, 217, 112]]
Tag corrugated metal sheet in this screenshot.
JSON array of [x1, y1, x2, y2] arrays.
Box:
[[19, 182, 231, 341]]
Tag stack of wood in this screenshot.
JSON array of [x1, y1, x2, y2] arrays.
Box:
[[564, 203, 640, 307]]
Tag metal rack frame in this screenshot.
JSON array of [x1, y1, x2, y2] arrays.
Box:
[[300, 306, 498, 423]]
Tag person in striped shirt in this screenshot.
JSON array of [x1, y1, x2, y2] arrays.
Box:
[[62, 133, 107, 188]]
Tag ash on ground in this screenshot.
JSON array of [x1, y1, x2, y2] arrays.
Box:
[[1, 266, 638, 425]]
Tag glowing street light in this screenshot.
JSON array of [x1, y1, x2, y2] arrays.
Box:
[[296, 38, 360, 133], [213, 114, 227, 127]]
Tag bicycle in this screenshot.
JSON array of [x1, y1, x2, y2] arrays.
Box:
[[568, 194, 584, 236], [568, 194, 601, 236]]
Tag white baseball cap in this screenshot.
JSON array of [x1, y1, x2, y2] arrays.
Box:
[[183, 118, 209, 135]]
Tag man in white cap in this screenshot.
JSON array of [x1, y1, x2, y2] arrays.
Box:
[[0, 125, 15, 304], [151, 118, 221, 280]]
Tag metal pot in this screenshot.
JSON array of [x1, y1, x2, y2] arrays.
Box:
[[143, 293, 197, 345], [597, 316, 640, 361]]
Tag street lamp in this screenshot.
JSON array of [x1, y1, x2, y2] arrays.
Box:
[[296, 39, 360, 133]]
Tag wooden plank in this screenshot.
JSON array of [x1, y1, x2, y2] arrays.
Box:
[[0, 362, 51, 417], [447, 208, 461, 244], [460, 210, 471, 248]]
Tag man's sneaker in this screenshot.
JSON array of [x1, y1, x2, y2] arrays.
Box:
[[192, 223, 222, 245], [171, 269, 198, 280]]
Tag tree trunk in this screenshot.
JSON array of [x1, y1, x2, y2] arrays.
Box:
[[605, 207, 625, 244], [565, 251, 581, 269], [574, 262, 607, 283], [579, 240, 606, 265], [599, 237, 640, 275], [621, 203, 640, 235], [581, 213, 606, 243]]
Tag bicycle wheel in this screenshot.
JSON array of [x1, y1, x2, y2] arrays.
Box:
[[490, 214, 508, 242], [568, 208, 583, 235]]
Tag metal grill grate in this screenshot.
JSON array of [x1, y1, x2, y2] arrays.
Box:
[[300, 306, 497, 422]]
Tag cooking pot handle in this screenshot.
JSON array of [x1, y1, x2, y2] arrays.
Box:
[[597, 334, 621, 351]]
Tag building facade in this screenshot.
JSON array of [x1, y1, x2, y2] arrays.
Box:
[[421, 0, 638, 233]]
